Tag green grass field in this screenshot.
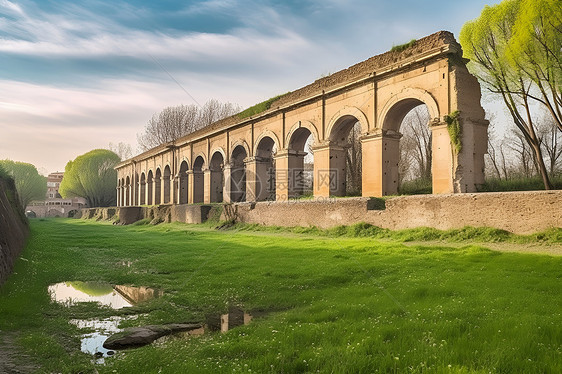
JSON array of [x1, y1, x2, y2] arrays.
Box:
[[1, 219, 561, 373]]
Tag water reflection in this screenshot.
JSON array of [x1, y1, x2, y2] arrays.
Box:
[[207, 307, 253, 333], [70, 316, 134, 362], [48, 282, 161, 309]]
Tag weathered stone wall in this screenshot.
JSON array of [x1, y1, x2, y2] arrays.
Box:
[[0, 178, 29, 285], [81, 204, 223, 225], [235, 191, 562, 234], [82, 191, 562, 235]]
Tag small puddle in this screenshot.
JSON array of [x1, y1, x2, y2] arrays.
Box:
[[70, 317, 131, 363], [49, 281, 162, 361], [48, 282, 162, 309]]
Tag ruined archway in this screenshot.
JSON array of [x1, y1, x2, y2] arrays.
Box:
[[154, 168, 162, 205], [230, 145, 247, 202], [178, 161, 189, 204], [252, 136, 277, 201], [380, 98, 434, 195], [287, 126, 315, 198], [163, 165, 171, 204], [147, 170, 154, 205], [140, 172, 146, 205], [192, 156, 205, 204], [327, 115, 363, 197], [209, 151, 225, 203]]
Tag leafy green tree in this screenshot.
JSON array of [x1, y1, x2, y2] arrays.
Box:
[[460, 0, 560, 189], [59, 149, 120, 207], [508, 0, 562, 132], [0, 160, 47, 208]]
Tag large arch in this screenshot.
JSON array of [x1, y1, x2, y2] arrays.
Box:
[[140, 172, 146, 205], [252, 136, 277, 201], [163, 165, 171, 204], [192, 155, 205, 204], [209, 150, 225, 203], [230, 144, 247, 202], [178, 160, 189, 204], [147, 170, 154, 205], [154, 168, 162, 205], [375, 91, 439, 196], [325, 115, 364, 196], [286, 123, 316, 198], [326, 106, 369, 142], [378, 88, 440, 128]]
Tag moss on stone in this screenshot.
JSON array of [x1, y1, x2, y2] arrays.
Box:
[[444, 110, 462, 154], [390, 39, 417, 53], [237, 93, 288, 119]]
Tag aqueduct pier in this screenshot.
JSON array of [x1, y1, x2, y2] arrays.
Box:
[[116, 31, 488, 207]]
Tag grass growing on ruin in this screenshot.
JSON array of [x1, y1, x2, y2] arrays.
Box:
[[237, 93, 288, 119], [1, 219, 561, 373]]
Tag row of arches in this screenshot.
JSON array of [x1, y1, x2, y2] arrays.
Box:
[[118, 99, 445, 207]]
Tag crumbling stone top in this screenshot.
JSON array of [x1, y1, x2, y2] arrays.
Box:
[[120, 31, 460, 165], [272, 31, 460, 108]]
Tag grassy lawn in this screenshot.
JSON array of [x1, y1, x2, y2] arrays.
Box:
[[0, 219, 561, 373]]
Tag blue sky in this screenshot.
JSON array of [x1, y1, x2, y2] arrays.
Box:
[[0, 0, 501, 173]]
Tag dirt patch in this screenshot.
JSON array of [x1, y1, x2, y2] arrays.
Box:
[[0, 332, 38, 374]]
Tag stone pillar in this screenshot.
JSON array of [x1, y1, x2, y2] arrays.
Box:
[[361, 130, 402, 197], [187, 171, 194, 204], [116, 187, 121, 207], [223, 164, 233, 204], [430, 123, 454, 194], [203, 169, 212, 204], [244, 158, 258, 202], [172, 176, 179, 205], [312, 143, 347, 198], [274, 150, 307, 201], [153, 177, 161, 205], [312, 145, 331, 198]]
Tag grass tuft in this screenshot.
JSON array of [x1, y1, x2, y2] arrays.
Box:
[[237, 93, 288, 119]]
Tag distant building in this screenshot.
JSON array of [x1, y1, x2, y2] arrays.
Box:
[[25, 172, 87, 218]]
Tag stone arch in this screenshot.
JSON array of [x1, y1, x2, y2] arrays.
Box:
[[192, 153, 207, 171], [163, 165, 172, 204], [209, 150, 225, 203], [140, 172, 146, 205], [154, 168, 162, 205], [253, 135, 277, 201], [286, 121, 319, 151], [285, 121, 317, 198], [373, 89, 440, 196], [230, 140, 251, 161], [325, 111, 366, 197], [229, 144, 248, 202], [253, 130, 280, 157], [378, 88, 440, 130], [147, 170, 154, 205], [327, 106, 369, 142], [178, 160, 189, 204], [192, 155, 205, 203]]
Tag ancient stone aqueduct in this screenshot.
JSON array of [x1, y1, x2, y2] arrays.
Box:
[[116, 31, 489, 207]]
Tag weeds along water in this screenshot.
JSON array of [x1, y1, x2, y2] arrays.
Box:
[[0, 218, 560, 373]]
